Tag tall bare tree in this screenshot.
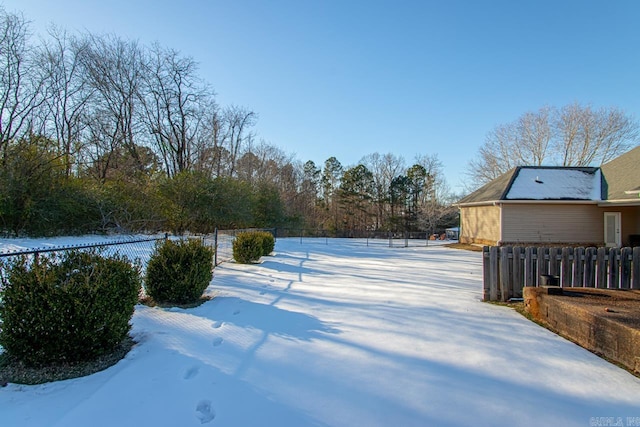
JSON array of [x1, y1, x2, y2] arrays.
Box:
[[467, 103, 639, 187], [221, 105, 257, 177], [40, 27, 93, 176], [554, 102, 638, 166], [140, 43, 211, 178], [0, 8, 47, 159], [80, 34, 145, 181]]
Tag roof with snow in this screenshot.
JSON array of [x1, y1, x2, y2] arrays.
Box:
[[458, 146, 640, 205], [505, 167, 601, 200], [458, 166, 602, 205]]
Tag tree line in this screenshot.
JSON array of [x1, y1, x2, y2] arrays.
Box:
[[0, 7, 456, 237]]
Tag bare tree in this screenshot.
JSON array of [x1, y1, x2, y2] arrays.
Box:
[[554, 102, 638, 166], [467, 103, 639, 187], [80, 34, 145, 181], [413, 154, 454, 235], [0, 8, 48, 158], [40, 27, 93, 176], [221, 105, 257, 177], [140, 43, 211, 178]]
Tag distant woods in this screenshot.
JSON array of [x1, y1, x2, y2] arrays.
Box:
[[0, 7, 456, 236], [467, 103, 639, 187]]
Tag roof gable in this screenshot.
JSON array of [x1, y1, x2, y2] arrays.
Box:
[[457, 168, 517, 204]]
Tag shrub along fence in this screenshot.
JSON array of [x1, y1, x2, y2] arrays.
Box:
[[483, 246, 640, 302], [213, 228, 275, 264]]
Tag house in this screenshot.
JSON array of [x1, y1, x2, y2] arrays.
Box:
[[457, 146, 640, 247]]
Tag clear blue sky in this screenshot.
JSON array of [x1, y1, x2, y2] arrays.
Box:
[[4, 0, 640, 192]]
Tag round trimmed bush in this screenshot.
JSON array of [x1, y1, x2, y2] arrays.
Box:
[[232, 232, 264, 264], [256, 231, 275, 256], [0, 250, 141, 367], [145, 238, 214, 305]]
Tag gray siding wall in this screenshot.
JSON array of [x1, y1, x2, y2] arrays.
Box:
[[501, 203, 602, 245]]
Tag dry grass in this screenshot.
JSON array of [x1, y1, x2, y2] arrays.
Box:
[[444, 243, 484, 252]]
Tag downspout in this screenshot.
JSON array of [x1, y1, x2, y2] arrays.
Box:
[[496, 201, 503, 246]]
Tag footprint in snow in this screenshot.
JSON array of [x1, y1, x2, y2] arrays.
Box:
[[259, 290, 266, 295], [211, 321, 223, 329], [212, 337, 223, 347], [196, 400, 216, 424], [183, 366, 199, 380]]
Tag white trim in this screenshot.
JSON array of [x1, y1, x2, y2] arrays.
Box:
[[604, 212, 621, 248], [597, 200, 640, 207], [457, 199, 599, 208]]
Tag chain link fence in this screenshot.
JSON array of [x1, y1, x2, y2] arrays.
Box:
[[273, 228, 453, 248], [0, 235, 169, 277], [0, 229, 277, 276]]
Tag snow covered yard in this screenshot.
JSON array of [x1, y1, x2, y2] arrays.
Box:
[[2, 237, 640, 427]]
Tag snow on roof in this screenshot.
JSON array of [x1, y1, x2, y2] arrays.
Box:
[[505, 167, 602, 200]]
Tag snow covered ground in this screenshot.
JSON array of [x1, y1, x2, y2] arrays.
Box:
[[1, 237, 640, 427]]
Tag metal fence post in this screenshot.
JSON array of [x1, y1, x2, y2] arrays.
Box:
[[214, 228, 218, 266]]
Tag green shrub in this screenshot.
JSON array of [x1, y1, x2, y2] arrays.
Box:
[[256, 231, 275, 256], [145, 238, 214, 305], [232, 232, 264, 264], [0, 250, 141, 367]]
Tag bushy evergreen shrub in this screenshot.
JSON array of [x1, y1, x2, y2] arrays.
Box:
[[256, 231, 275, 256], [232, 232, 264, 264], [0, 250, 141, 367], [145, 238, 214, 304]]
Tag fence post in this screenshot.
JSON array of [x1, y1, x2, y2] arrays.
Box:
[[524, 247, 535, 287], [608, 247, 620, 289], [573, 247, 585, 287], [482, 246, 491, 301], [549, 247, 560, 278], [489, 246, 499, 301], [584, 247, 596, 287], [632, 247, 640, 290], [561, 247, 572, 287], [500, 246, 511, 301], [620, 247, 632, 289], [512, 246, 522, 297], [596, 247, 608, 288], [537, 247, 548, 282], [214, 228, 218, 266]]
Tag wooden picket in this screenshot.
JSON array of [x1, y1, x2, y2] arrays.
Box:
[[482, 245, 640, 301]]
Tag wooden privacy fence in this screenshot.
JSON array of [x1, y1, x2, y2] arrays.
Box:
[[482, 246, 640, 301]]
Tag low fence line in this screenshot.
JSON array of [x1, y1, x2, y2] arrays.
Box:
[[0, 235, 168, 258], [274, 228, 454, 248], [483, 246, 640, 301]]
